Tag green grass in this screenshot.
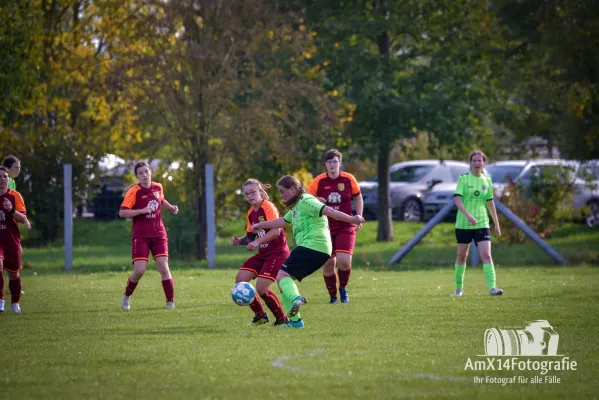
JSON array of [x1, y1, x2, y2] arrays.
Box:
[[2, 268, 598, 399], [5, 219, 599, 398]]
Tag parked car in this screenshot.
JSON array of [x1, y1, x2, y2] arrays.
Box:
[[359, 160, 470, 221], [577, 160, 599, 227], [423, 159, 595, 224]]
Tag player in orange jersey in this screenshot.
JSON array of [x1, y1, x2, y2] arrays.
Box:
[[308, 149, 363, 304], [0, 166, 28, 313], [232, 179, 290, 326], [119, 161, 179, 311]]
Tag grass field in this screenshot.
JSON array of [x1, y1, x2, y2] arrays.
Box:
[[2, 220, 599, 399]]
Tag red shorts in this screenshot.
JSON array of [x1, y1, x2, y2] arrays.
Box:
[[240, 252, 289, 282], [0, 243, 22, 272], [132, 237, 168, 264], [330, 226, 356, 257]]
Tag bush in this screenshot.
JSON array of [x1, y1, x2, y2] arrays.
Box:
[[498, 167, 581, 244]]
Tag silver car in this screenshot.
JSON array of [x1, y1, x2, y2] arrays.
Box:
[[359, 160, 470, 221], [577, 160, 599, 227]]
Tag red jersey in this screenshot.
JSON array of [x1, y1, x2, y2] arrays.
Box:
[[246, 200, 289, 257], [120, 182, 167, 238], [308, 171, 360, 231], [0, 189, 26, 246]]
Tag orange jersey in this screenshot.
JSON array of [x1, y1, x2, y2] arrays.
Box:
[[0, 189, 26, 246], [120, 182, 167, 238], [308, 172, 360, 231], [246, 200, 290, 257]]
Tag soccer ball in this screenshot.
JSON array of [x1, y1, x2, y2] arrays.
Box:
[[231, 281, 256, 306]]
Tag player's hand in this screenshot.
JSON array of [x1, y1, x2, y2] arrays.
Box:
[[353, 215, 365, 225], [2, 198, 12, 211], [467, 215, 477, 226], [250, 223, 261, 232], [25, 219, 32, 231], [246, 241, 259, 251], [232, 236, 241, 246], [317, 197, 327, 204], [356, 223, 363, 231], [170, 205, 179, 215], [140, 205, 152, 214], [494, 225, 501, 237]]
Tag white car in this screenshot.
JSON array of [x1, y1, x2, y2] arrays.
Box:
[[577, 160, 599, 227]]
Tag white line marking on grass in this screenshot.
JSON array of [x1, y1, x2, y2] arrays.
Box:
[[271, 349, 469, 382]]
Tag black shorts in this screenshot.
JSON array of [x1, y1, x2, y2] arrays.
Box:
[[280, 246, 331, 282], [455, 228, 491, 245]]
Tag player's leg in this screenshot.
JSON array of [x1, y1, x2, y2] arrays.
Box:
[[477, 229, 502, 296], [454, 229, 472, 296], [256, 257, 287, 325], [152, 237, 176, 309], [4, 247, 23, 312], [0, 257, 4, 312], [322, 256, 338, 303], [238, 256, 267, 323], [335, 228, 356, 303], [122, 238, 150, 310]]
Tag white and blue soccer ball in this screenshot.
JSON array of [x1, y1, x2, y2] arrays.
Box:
[[231, 281, 256, 306]]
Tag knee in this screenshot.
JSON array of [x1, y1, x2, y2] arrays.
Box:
[[8, 272, 20, 280]]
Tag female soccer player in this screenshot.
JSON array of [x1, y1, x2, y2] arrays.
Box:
[[308, 149, 363, 304], [119, 161, 180, 310], [0, 166, 28, 313], [453, 150, 503, 296], [251, 175, 365, 328], [2, 155, 31, 230], [231, 179, 290, 326]]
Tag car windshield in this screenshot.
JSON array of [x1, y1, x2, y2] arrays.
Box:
[[368, 165, 434, 183], [486, 165, 525, 183]]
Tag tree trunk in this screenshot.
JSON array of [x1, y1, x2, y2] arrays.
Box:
[[376, 139, 393, 241]]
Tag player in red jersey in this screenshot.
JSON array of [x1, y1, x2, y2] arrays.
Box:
[[308, 149, 363, 304], [232, 179, 290, 326], [119, 161, 180, 311], [0, 166, 28, 313]]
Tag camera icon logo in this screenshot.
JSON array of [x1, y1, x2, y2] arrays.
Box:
[[484, 320, 560, 356]]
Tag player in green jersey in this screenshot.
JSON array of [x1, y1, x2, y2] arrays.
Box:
[[453, 150, 503, 297], [250, 175, 364, 328]]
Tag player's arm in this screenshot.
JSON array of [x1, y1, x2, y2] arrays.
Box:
[[9, 208, 27, 224], [454, 196, 473, 219], [119, 207, 150, 218], [251, 217, 288, 231], [162, 198, 179, 214], [233, 232, 257, 245], [486, 200, 499, 227], [322, 206, 364, 225], [353, 193, 364, 217], [251, 228, 281, 247], [2, 196, 27, 224]]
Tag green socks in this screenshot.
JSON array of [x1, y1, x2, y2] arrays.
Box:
[[455, 264, 466, 290], [483, 263, 496, 289], [279, 277, 301, 321]]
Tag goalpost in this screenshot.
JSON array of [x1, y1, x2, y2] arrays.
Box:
[[387, 199, 567, 266]]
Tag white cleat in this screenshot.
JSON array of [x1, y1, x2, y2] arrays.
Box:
[[0, 299, 4, 312], [166, 301, 175, 310], [453, 289, 464, 297], [121, 295, 131, 311], [489, 288, 504, 296], [11, 303, 21, 313]]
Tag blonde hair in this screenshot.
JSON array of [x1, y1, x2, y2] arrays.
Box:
[[242, 178, 271, 201]]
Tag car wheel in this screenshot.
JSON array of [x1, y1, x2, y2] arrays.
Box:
[[586, 200, 599, 227], [400, 198, 423, 222]]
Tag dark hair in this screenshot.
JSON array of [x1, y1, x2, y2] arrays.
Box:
[[2, 155, 20, 168], [242, 178, 271, 201], [323, 149, 342, 163], [469, 150, 487, 163], [134, 161, 151, 176], [276, 175, 305, 208], [0, 166, 9, 174]]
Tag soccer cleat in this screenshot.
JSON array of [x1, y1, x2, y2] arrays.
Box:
[[283, 318, 305, 328], [11, 303, 21, 313], [0, 299, 4, 312], [252, 314, 269, 325], [489, 288, 504, 296], [288, 296, 307, 318], [121, 295, 131, 311], [166, 301, 176, 310], [453, 289, 464, 297], [339, 288, 349, 303], [272, 317, 289, 326], [329, 297, 338, 304]]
